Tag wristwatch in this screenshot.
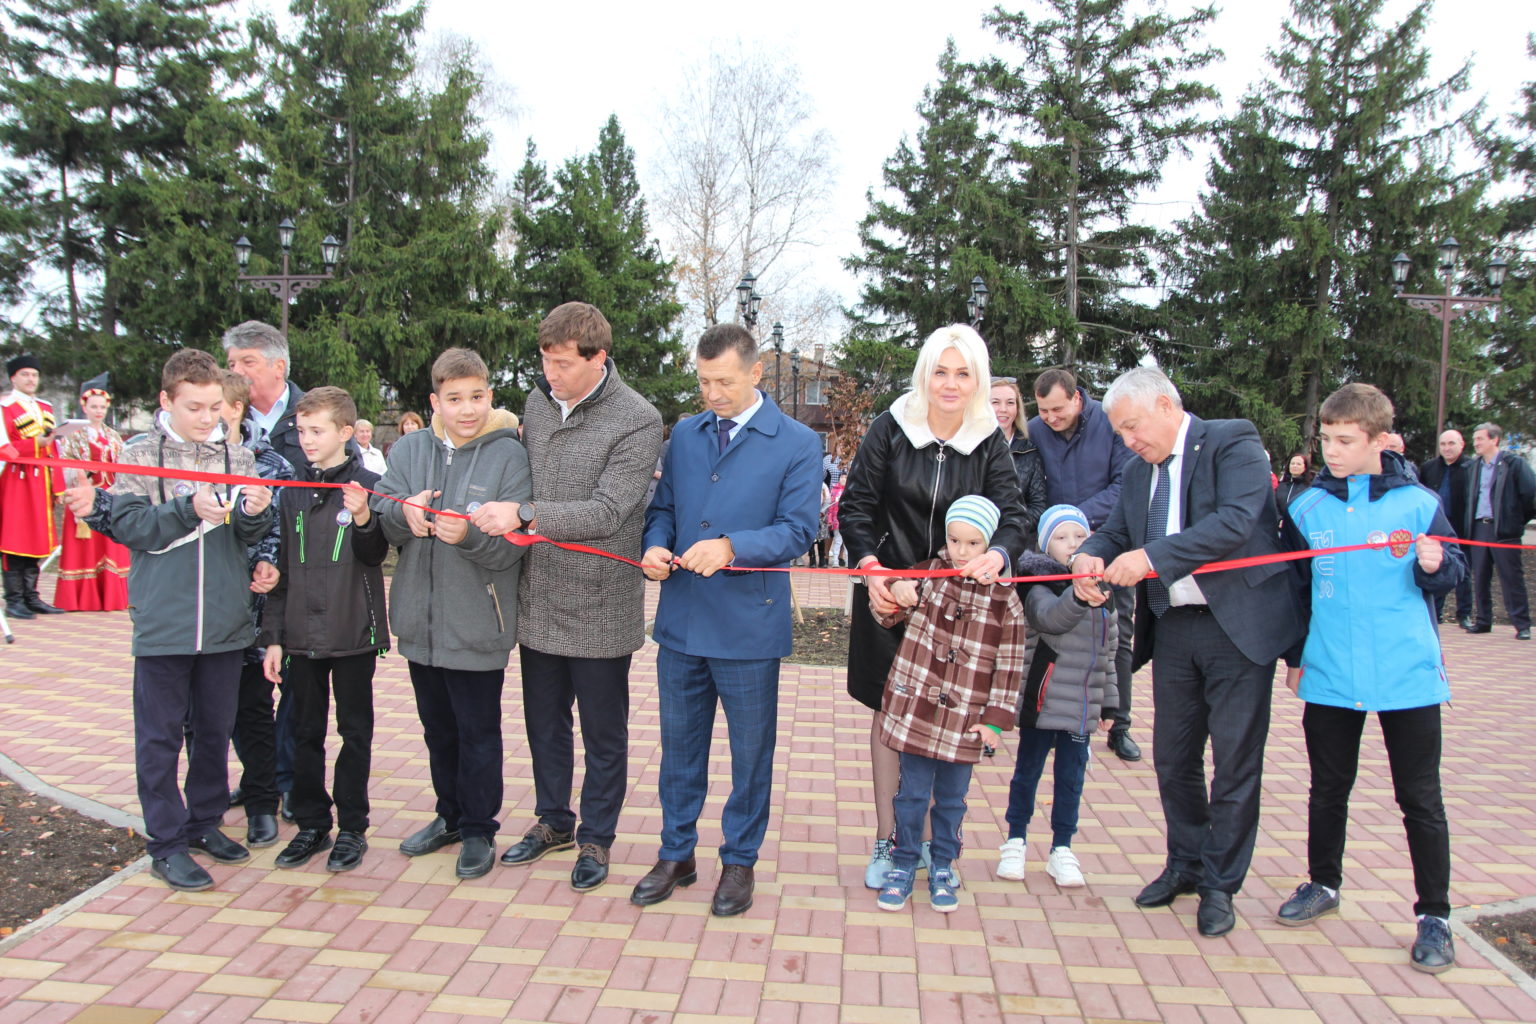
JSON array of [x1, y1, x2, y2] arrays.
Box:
[[517, 502, 537, 528]]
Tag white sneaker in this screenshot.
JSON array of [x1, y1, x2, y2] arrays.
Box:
[[1046, 846, 1085, 887], [997, 838, 1026, 881]]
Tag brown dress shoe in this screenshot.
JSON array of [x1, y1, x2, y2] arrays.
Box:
[[630, 857, 698, 907], [711, 864, 754, 916]]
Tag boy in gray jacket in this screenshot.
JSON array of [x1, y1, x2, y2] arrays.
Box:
[[998, 504, 1118, 888], [106, 348, 274, 891], [372, 348, 531, 879]]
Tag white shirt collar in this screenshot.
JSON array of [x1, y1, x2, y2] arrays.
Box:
[[554, 364, 608, 422], [721, 391, 765, 437]]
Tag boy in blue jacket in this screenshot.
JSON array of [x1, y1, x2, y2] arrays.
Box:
[[1278, 383, 1465, 974]]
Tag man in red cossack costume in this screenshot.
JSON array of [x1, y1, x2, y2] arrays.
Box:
[[0, 353, 65, 618]]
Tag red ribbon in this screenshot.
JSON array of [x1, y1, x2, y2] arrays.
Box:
[[8, 448, 1534, 583]]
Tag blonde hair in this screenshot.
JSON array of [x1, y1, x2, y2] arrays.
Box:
[[907, 324, 993, 426]]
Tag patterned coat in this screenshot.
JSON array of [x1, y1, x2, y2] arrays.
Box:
[[878, 557, 1027, 764]]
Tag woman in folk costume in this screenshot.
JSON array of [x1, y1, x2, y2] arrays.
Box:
[[0, 353, 64, 618], [53, 386, 130, 611]]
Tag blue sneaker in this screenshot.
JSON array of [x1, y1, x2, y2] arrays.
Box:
[[864, 838, 895, 889], [1411, 915, 1455, 974], [1275, 882, 1340, 927], [929, 867, 960, 912], [877, 867, 915, 911]]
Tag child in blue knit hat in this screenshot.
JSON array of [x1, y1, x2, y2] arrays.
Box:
[[997, 503, 1119, 888]]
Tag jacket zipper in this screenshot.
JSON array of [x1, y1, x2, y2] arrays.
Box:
[[927, 443, 948, 557], [297, 510, 306, 564], [332, 523, 346, 561], [487, 582, 505, 633]]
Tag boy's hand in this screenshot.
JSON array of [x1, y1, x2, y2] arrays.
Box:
[[1415, 533, 1443, 573], [1081, 583, 1109, 607], [263, 645, 284, 685], [641, 546, 674, 581], [63, 481, 97, 518], [1071, 555, 1106, 603], [959, 549, 1005, 583], [403, 489, 440, 537], [434, 512, 469, 545], [1097, 718, 1111, 732], [1285, 666, 1303, 696], [241, 484, 272, 516], [250, 561, 280, 594], [967, 723, 1003, 756], [192, 485, 228, 525], [342, 482, 371, 526], [468, 501, 524, 537], [678, 537, 734, 577], [890, 579, 919, 608]]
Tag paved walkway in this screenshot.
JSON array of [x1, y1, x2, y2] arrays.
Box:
[[2, 571, 1535, 1023]]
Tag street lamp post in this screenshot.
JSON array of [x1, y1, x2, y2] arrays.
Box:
[[235, 218, 341, 338], [736, 272, 761, 330], [966, 275, 989, 327], [790, 349, 801, 422], [770, 322, 784, 403], [1391, 239, 1506, 438]]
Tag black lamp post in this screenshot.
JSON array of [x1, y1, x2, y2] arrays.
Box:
[[736, 272, 761, 330], [1391, 240, 1506, 437], [235, 218, 340, 338], [770, 322, 784, 403], [790, 349, 801, 422], [966, 275, 989, 327]]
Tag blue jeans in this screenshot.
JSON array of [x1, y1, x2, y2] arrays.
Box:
[[656, 646, 779, 866], [892, 752, 972, 871], [1005, 728, 1090, 848]]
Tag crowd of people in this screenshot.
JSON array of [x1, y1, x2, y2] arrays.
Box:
[[0, 307, 1533, 979]]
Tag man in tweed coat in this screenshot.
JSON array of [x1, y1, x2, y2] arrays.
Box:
[[470, 302, 662, 892]]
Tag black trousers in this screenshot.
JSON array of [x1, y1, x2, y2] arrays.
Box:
[[408, 661, 504, 839], [1109, 586, 1134, 732], [230, 659, 280, 815], [1432, 571, 1473, 624], [519, 646, 632, 848], [1303, 701, 1450, 918], [288, 652, 376, 833], [1150, 607, 1272, 894], [134, 651, 242, 859], [1470, 520, 1531, 630]]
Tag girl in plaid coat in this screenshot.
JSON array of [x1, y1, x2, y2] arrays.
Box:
[[876, 495, 1027, 912]]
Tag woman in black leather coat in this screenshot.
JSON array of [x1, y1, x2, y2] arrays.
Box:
[[838, 325, 1027, 888], [990, 377, 1050, 547]]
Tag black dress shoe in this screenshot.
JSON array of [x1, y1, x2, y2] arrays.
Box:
[[499, 823, 575, 866], [274, 828, 333, 868], [327, 831, 368, 873], [151, 851, 214, 891], [1108, 731, 1142, 762], [1457, 616, 1472, 630], [630, 858, 698, 906], [400, 816, 461, 857], [228, 786, 245, 807], [456, 836, 495, 879], [1518, 628, 1532, 641], [711, 864, 755, 917], [189, 830, 251, 864], [1463, 623, 1491, 633], [246, 813, 279, 848], [570, 844, 610, 891], [26, 597, 64, 614], [1197, 890, 1236, 937], [280, 791, 295, 822], [5, 600, 35, 620], [1134, 868, 1200, 908]]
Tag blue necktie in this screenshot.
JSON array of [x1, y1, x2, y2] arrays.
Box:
[[717, 418, 736, 455], [1146, 455, 1175, 617]]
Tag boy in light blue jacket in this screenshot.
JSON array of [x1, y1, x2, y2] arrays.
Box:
[[1278, 383, 1465, 974]]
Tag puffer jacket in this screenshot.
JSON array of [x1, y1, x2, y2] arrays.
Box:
[[372, 408, 530, 671], [1013, 553, 1120, 735], [1283, 449, 1465, 712], [107, 412, 274, 656], [879, 557, 1026, 765], [260, 451, 390, 658]]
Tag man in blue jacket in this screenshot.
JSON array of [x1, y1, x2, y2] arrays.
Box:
[[634, 323, 822, 917], [1028, 368, 1141, 761]]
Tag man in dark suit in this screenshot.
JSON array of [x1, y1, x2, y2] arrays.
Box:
[[634, 323, 822, 917], [1460, 422, 1535, 640], [1071, 367, 1302, 938], [1419, 429, 1472, 628]]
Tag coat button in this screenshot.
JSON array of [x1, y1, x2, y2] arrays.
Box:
[[765, 598, 773, 605], [711, 474, 720, 482], [701, 521, 710, 529]]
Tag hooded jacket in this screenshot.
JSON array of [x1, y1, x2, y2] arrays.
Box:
[[260, 451, 389, 659], [879, 556, 1025, 764], [372, 408, 530, 671], [1282, 449, 1465, 712], [107, 413, 274, 656], [1012, 553, 1120, 735], [1025, 388, 1134, 529]]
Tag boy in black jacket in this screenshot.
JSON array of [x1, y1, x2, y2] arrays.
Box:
[[260, 387, 389, 872]]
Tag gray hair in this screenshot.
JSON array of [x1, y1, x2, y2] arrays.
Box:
[[1102, 366, 1183, 415], [354, 418, 373, 431], [1475, 421, 1503, 442], [220, 320, 289, 373]]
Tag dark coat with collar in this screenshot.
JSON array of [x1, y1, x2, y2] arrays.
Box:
[[1418, 455, 1469, 532], [1460, 451, 1536, 542], [1077, 414, 1302, 670], [643, 392, 822, 660]]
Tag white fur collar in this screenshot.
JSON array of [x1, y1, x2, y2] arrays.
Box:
[[889, 391, 998, 455]]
